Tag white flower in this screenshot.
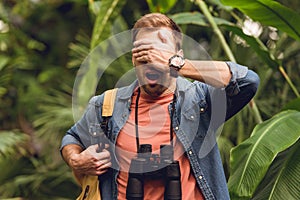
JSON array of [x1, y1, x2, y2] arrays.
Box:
[[242, 17, 263, 38]]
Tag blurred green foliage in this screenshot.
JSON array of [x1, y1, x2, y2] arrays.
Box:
[[0, 0, 299, 199]]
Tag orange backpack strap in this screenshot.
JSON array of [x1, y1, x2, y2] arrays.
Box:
[[75, 88, 118, 200], [102, 88, 118, 117]]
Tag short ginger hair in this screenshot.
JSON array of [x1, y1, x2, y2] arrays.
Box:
[[132, 13, 182, 51]]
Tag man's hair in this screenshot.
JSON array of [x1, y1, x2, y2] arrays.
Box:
[[132, 13, 182, 51]]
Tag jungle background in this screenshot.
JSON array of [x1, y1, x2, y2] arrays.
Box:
[[0, 0, 299, 199]]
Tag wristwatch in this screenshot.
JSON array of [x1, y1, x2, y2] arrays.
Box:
[[169, 54, 185, 77]]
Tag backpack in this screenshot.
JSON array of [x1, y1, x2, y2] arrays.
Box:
[[75, 88, 118, 200]]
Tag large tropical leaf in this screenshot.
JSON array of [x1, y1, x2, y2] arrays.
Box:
[[217, 135, 234, 179], [74, 0, 126, 117], [170, 12, 232, 27], [90, 0, 126, 49], [252, 140, 300, 200], [282, 97, 300, 112], [221, 0, 300, 41], [228, 110, 300, 199]]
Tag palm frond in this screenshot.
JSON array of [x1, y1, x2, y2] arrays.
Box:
[[0, 131, 29, 159]]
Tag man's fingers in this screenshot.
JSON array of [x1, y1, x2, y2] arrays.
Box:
[[96, 160, 112, 170], [132, 50, 150, 58], [100, 149, 111, 159], [132, 44, 171, 54], [132, 45, 154, 54], [136, 55, 151, 63], [95, 168, 108, 175], [133, 39, 153, 47], [95, 156, 111, 167]]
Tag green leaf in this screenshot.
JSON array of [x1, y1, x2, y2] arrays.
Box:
[[252, 141, 300, 200], [67, 30, 90, 69], [217, 136, 234, 179], [207, 0, 232, 11], [282, 98, 300, 112], [221, 0, 300, 41], [0, 131, 28, 158], [170, 12, 278, 69], [75, 0, 126, 115], [88, 0, 101, 15], [228, 110, 300, 199], [222, 24, 278, 69], [90, 0, 126, 49], [170, 11, 232, 27], [0, 55, 9, 71], [170, 12, 207, 26], [146, 0, 177, 13]]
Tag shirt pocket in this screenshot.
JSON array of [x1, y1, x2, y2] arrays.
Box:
[[182, 100, 208, 140]]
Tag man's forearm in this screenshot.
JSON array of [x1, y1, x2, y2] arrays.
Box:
[[61, 143, 112, 177], [61, 144, 83, 167], [179, 60, 231, 88]]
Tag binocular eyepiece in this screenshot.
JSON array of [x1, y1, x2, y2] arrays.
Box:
[[126, 144, 182, 200]]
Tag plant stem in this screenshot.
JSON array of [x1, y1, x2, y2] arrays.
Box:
[[250, 99, 263, 125], [195, 0, 263, 123], [279, 66, 300, 98], [196, 0, 236, 62]]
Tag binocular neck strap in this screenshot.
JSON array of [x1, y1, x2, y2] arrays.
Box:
[[134, 88, 177, 153]]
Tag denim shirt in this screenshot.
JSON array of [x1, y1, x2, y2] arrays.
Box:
[[61, 62, 259, 200]]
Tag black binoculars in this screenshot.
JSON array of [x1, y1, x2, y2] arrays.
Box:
[[126, 144, 182, 200]]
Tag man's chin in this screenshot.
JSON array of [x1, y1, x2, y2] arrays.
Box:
[[141, 84, 166, 97]]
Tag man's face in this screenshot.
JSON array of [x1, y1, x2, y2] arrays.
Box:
[[132, 28, 178, 97]]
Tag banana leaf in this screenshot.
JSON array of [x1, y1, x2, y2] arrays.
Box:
[[282, 97, 300, 112], [252, 140, 300, 200], [170, 12, 232, 27], [221, 0, 300, 41], [228, 110, 300, 199]]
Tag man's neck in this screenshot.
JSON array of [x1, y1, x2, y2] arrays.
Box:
[[139, 81, 176, 98]]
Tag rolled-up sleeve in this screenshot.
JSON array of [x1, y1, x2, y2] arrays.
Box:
[[223, 62, 260, 120], [60, 96, 103, 151], [60, 125, 85, 151], [225, 61, 249, 96]]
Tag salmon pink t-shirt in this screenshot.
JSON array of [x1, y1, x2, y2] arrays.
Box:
[[116, 89, 204, 200]]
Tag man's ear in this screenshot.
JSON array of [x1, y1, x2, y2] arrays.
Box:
[[177, 49, 184, 57]]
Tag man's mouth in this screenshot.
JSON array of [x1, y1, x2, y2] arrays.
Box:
[[145, 72, 160, 80]]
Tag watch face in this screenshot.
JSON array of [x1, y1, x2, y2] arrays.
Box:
[[170, 55, 184, 68]]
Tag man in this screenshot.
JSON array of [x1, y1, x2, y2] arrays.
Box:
[[60, 13, 259, 200]]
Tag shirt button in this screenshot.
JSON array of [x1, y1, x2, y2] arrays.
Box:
[[188, 150, 193, 155], [191, 115, 194, 119], [199, 175, 203, 180], [175, 126, 179, 130], [200, 108, 205, 113]]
